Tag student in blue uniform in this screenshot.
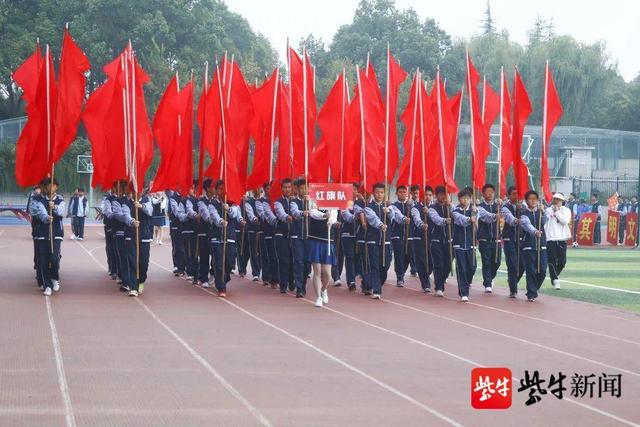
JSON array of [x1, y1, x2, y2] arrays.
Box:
[[363, 182, 404, 299], [408, 185, 421, 277], [591, 195, 602, 244], [235, 194, 250, 278], [182, 181, 199, 283], [196, 179, 215, 288], [335, 183, 359, 292], [121, 186, 153, 297], [112, 181, 130, 291], [427, 186, 453, 297], [290, 178, 311, 297], [391, 185, 412, 287], [451, 188, 495, 301], [519, 190, 548, 302], [343, 185, 369, 294], [168, 189, 186, 276], [207, 179, 245, 297], [410, 186, 434, 292], [29, 178, 65, 296], [274, 179, 294, 293], [257, 182, 279, 289], [244, 189, 262, 281], [477, 184, 501, 293], [101, 186, 118, 280], [68, 187, 88, 240], [500, 186, 525, 298]]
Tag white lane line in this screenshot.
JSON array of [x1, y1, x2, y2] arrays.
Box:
[[398, 283, 640, 346], [45, 297, 76, 427], [88, 245, 105, 255], [495, 269, 640, 295], [135, 299, 273, 427], [75, 241, 273, 427]]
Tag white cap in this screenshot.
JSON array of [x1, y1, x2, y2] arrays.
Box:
[[552, 192, 565, 201]]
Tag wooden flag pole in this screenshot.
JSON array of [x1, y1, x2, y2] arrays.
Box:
[[416, 72, 430, 272], [302, 48, 310, 239], [356, 66, 369, 275], [215, 62, 229, 284], [465, 50, 478, 267], [45, 44, 55, 254], [495, 68, 504, 263], [129, 45, 140, 281], [286, 38, 294, 178], [538, 61, 550, 273]]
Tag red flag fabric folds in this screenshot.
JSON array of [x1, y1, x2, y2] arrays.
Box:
[[465, 53, 488, 190], [512, 70, 532, 199], [384, 49, 407, 184], [498, 69, 512, 198], [541, 62, 563, 202], [318, 72, 351, 182]]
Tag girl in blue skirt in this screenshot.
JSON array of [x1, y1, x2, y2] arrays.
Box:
[[305, 201, 338, 307]]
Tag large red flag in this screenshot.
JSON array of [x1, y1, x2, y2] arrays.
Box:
[[15, 46, 57, 187], [465, 52, 488, 190], [448, 89, 462, 185], [288, 48, 316, 180], [53, 28, 89, 163], [82, 79, 116, 189], [275, 79, 292, 182], [498, 68, 512, 198], [512, 69, 532, 199], [318, 72, 351, 182], [481, 77, 500, 149], [383, 48, 407, 184], [541, 61, 563, 202], [433, 70, 458, 194]]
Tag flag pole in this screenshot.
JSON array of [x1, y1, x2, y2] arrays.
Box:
[[269, 69, 279, 183], [129, 45, 140, 282], [495, 67, 504, 263], [339, 69, 347, 182], [538, 61, 550, 273], [356, 65, 369, 275], [382, 44, 391, 267], [406, 70, 419, 254], [465, 50, 478, 267], [215, 62, 229, 285], [286, 38, 294, 178], [198, 62, 208, 197], [44, 44, 56, 255], [302, 47, 310, 238], [417, 72, 430, 273]]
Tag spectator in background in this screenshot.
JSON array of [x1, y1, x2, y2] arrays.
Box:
[[618, 197, 628, 245], [27, 185, 42, 272], [545, 193, 571, 290], [151, 191, 168, 245], [591, 195, 602, 244], [68, 188, 88, 240], [573, 199, 590, 247]]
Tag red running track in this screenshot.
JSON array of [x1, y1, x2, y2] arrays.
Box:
[[0, 225, 639, 427]]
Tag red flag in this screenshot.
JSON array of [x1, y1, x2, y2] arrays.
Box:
[[53, 28, 89, 163], [288, 48, 316, 179], [13, 45, 56, 187], [433, 70, 458, 194], [465, 52, 488, 190], [481, 77, 500, 148], [318, 72, 351, 182], [498, 68, 512, 198], [275, 79, 292, 182], [541, 61, 563, 202], [82, 79, 116, 189], [398, 71, 420, 187], [448, 89, 462, 185], [512, 69, 532, 199], [383, 48, 407, 184]]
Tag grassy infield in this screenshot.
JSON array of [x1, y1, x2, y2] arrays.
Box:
[[485, 248, 640, 313]]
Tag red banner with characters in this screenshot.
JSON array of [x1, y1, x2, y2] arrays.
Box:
[[606, 210, 620, 246], [624, 212, 638, 247], [308, 183, 353, 210], [576, 213, 597, 246]]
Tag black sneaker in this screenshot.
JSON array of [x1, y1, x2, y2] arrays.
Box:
[[348, 283, 356, 291], [509, 292, 517, 298], [280, 288, 287, 294], [295, 290, 304, 298], [119, 285, 130, 292]]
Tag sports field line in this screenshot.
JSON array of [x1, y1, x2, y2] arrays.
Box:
[[45, 297, 76, 427], [496, 269, 640, 295], [75, 241, 273, 427], [398, 282, 640, 346]]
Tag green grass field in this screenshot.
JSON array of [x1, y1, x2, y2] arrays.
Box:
[[487, 248, 640, 313]]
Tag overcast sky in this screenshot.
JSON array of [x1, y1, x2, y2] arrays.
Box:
[[224, 0, 639, 82]]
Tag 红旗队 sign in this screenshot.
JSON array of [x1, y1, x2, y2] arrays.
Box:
[[308, 183, 353, 210]]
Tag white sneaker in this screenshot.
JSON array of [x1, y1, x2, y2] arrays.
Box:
[[552, 279, 560, 290], [43, 287, 52, 296], [485, 287, 493, 293], [435, 290, 444, 297], [70, 235, 76, 240], [333, 280, 342, 287], [321, 290, 329, 304], [252, 276, 260, 282], [77, 237, 83, 241], [202, 282, 211, 288], [128, 290, 139, 297], [52, 280, 60, 292], [314, 297, 323, 307], [461, 296, 469, 302]]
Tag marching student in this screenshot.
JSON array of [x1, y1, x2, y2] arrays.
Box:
[[183, 181, 199, 283], [352, 186, 370, 294], [407, 184, 420, 277], [477, 184, 501, 293], [451, 188, 495, 302], [150, 191, 167, 245], [100, 186, 118, 280], [207, 179, 245, 297], [235, 194, 250, 278], [121, 186, 153, 297], [27, 184, 41, 274], [410, 186, 434, 292], [168, 189, 186, 276], [519, 190, 548, 302], [591, 195, 602, 244], [196, 179, 216, 288], [544, 192, 571, 290], [257, 182, 279, 289], [290, 178, 311, 297], [306, 200, 338, 307], [274, 179, 294, 293], [68, 187, 88, 240], [391, 185, 412, 287], [427, 185, 453, 297], [500, 186, 525, 298], [29, 178, 65, 296], [244, 189, 262, 281], [335, 183, 359, 292], [330, 213, 345, 287], [363, 182, 404, 300], [112, 181, 129, 291]]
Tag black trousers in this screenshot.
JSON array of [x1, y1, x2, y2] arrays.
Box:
[[235, 229, 250, 275], [594, 220, 602, 244], [479, 240, 501, 288], [274, 235, 292, 292], [454, 248, 476, 297], [211, 242, 236, 291], [197, 235, 211, 283], [105, 227, 117, 276], [430, 240, 452, 291], [619, 219, 626, 244], [183, 232, 197, 278], [260, 235, 278, 284], [408, 239, 417, 274], [365, 243, 392, 295], [523, 248, 547, 299], [356, 241, 369, 290], [412, 238, 432, 290], [331, 236, 345, 282], [338, 236, 356, 285], [546, 240, 566, 281], [115, 235, 127, 281], [170, 227, 185, 273], [391, 237, 410, 283], [73, 216, 85, 238], [35, 239, 61, 289], [124, 239, 150, 291], [247, 231, 261, 278], [291, 237, 309, 293], [503, 240, 524, 295]]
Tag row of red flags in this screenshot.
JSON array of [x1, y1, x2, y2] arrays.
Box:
[[13, 29, 563, 204]]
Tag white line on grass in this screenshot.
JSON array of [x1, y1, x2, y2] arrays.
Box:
[[496, 269, 640, 295], [45, 297, 76, 427], [75, 241, 273, 427]]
